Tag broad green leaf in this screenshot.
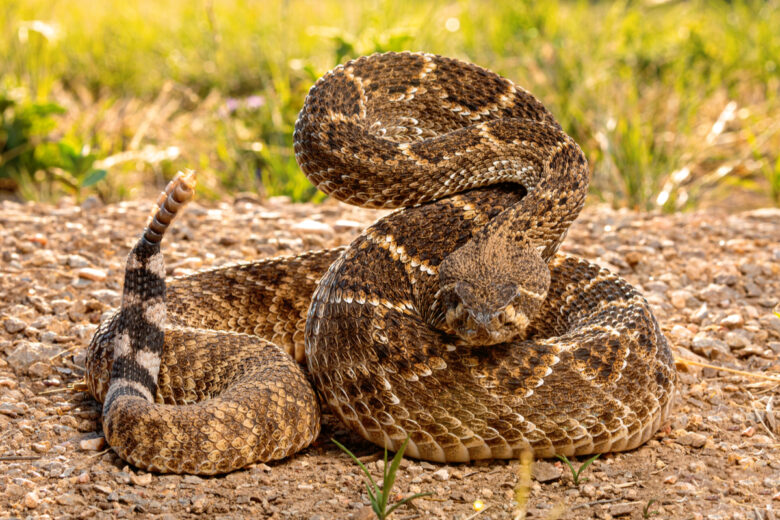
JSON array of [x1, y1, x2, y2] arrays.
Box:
[[81, 169, 107, 187]]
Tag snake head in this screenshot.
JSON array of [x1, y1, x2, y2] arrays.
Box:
[[438, 235, 550, 345]]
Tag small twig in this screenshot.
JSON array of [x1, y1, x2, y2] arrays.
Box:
[[674, 357, 780, 383], [87, 448, 111, 460], [37, 387, 70, 395], [745, 390, 777, 440], [571, 498, 623, 510], [0, 455, 42, 461], [463, 505, 492, 519], [62, 360, 86, 375], [49, 343, 81, 361]]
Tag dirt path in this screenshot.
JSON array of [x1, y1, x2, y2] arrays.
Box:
[[1, 195, 779, 519]]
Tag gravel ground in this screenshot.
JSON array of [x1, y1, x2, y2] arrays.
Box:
[[0, 195, 779, 520]]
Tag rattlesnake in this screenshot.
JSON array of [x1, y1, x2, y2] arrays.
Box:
[[86, 52, 676, 474]]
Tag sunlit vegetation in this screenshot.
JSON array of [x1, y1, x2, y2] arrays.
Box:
[[1, 0, 778, 209]]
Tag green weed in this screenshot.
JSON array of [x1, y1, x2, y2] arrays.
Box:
[[0, 90, 105, 200], [555, 453, 600, 486], [332, 436, 432, 519], [642, 498, 660, 518]]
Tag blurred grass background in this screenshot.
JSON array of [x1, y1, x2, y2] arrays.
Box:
[[0, 0, 778, 211]]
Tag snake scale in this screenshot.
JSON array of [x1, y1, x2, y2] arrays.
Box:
[[86, 52, 676, 475]]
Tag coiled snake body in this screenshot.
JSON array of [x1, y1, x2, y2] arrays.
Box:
[[87, 52, 676, 474]]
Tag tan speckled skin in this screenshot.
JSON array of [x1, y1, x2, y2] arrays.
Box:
[[86, 52, 675, 474], [306, 186, 676, 462], [87, 251, 336, 474]]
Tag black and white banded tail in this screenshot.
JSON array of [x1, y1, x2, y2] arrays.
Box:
[[100, 172, 196, 438]]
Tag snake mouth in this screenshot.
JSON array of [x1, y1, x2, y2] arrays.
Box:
[[460, 326, 507, 345], [450, 306, 530, 346]]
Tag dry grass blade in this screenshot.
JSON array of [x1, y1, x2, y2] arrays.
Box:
[[673, 357, 780, 383], [463, 504, 492, 520], [745, 390, 777, 440], [767, 396, 778, 435], [513, 450, 533, 520]]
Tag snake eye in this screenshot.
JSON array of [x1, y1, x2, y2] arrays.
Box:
[[498, 284, 516, 306], [454, 281, 476, 305]]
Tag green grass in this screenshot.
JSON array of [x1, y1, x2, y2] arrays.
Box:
[[332, 436, 432, 519], [1, 0, 778, 209], [555, 453, 600, 486], [643, 498, 660, 518]]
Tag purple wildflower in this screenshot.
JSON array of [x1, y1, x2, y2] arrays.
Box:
[[245, 95, 265, 109]]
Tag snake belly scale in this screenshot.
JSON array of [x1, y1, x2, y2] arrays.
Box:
[[86, 52, 676, 474]]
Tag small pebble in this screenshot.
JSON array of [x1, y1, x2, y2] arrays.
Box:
[[90, 289, 120, 305], [699, 284, 729, 304], [56, 494, 84, 506], [5, 483, 25, 497], [0, 402, 26, 417], [581, 483, 597, 498], [0, 377, 18, 389], [690, 304, 709, 323], [79, 436, 107, 451], [669, 290, 693, 310], [670, 325, 693, 346], [3, 317, 27, 333], [690, 334, 730, 359], [431, 468, 450, 481], [531, 461, 562, 483], [6, 341, 62, 372], [675, 482, 697, 495], [676, 431, 707, 448], [76, 267, 107, 281], [27, 361, 52, 378], [407, 465, 423, 477], [724, 330, 749, 348], [333, 219, 363, 231], [608, 502, 636, 517], [66, 254, 90, 268], [292, 219, 334, 235], [354, 506, 376, 520], [760, 314, 780, 336], [720, 313, 744, 327], [130, 472, 153, 486], [191, 495, 209, 514], [24, 490, 41, 509], [81, 196, 102, 210], [93, 484, 112, 494], [32, 441, 50, 453], [29, 249, 57, 266]]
